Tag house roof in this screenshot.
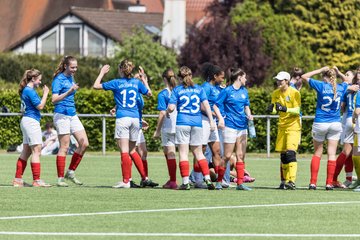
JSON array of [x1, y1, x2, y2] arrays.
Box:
[[186, 0, 213, 24]]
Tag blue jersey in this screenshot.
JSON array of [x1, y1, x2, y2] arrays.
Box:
[[355, 91, 360, 108], [309, 78, 348, 123], [215, 84, 226, 118], [215, 85, 250, 130], [157, 88, 171, 111], [342, 88, 355, 119], [52, 73, 77, 116], [169, 84, 207, 127], [21, 86, 41, 122], [102, 78, 148, 119], [201, 81, 220, 114], [137, 95, 144, 128]]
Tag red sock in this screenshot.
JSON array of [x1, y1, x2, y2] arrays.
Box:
[[333, 152, 346, 181], [142, 160, 148, 177], [179, 161, 189, 177], [310, 155, 321, 185], [198, 159, 210, 176], [130, 152, 146, 179], [121, 153, 132, 183], [326, 160, 336, 185], [68, 152, 83, 171], [56, 156, 66, 178], [236, 162, 245, 185], [167, 159, 177, 182], [15, 158, 27, 178], [214, 165, 219, 174], [345, 155, 353, 181], [217, 166, 225, 182], [193, 161, 201, 173], [31, 162, 40, 180]]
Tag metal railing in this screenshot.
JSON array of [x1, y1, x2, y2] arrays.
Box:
[[0, 113, 314, 157]]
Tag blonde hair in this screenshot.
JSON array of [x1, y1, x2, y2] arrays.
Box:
[[53, 56, 76, 78], [119, 59, 135, 78], [19, 69, 41, 95], [162, 68, 177, 90], [324, 68, 337, 100], [178, 66, 193, 88]]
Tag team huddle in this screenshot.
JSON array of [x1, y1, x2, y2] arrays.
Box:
[[15, 55, 360, 191]]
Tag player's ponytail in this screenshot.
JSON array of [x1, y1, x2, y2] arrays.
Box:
[[324, 68, 337, 100], [119, 59, 134, 78], [53, 56, 76, 78], [162, 68, 177, 90], [227, 68, 245, 86], [19, 69, 41, 96], [178, 66, 194, 88]]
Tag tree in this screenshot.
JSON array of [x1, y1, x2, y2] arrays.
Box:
[[179, 0, 272, 86], [114, 28, 178, 89], [231, 0, 318, 83]]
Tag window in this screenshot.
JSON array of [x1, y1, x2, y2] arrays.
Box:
[[64, 27, 80, 55], [88, 31, 104, 56], [42, 31, 57, 54]]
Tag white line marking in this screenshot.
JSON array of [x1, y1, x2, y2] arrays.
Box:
[[1, 201, 359, 220], [0, 232, 360, 237]]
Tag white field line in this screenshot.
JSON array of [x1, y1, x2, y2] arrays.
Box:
[[0, 232, 360, 237], [0, 201, 359, 220]]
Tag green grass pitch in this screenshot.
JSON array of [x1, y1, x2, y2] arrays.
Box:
[[0, 152, 360, 240]]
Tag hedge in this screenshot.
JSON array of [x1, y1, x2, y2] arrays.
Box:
[[0, 87, 319, 153]]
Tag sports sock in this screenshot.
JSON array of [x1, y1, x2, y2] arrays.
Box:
[[68, 152, 83, 171], [352, 155, 360, 180], [326, 160, 336, 185], [214, 165, 219, 174], [31, 162, 40, 181], [15, 158, 27, 178], [130, 152, 146, 179], [217, 166, 225, 182], [236, 162, 245, 185], [288, 162, 297, 183], [345, 155, 353, 181], [121, 153, 132, 183], [280, 162, 284, 182], [142, 160, 148, 177], [166, 159, 177, 182], [198, 159, 210, 177], [193, 161, 201, 173], [282, 163, 289, 182], [310, 155, 321, 185], [179, 161, 190, 184], [56, 156, 66, 178], [333, 152, 346, 181]]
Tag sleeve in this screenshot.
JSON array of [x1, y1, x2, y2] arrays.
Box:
[[308, 78, 322, 92], [271, 91, 276, 104], [169, 89, 178, 105], [157, 91, 167, 111], [29, 90, 41, 107], [355, 92, 360, 108], [215, 88, 227, 107], [199, 88, 208, 102], [245, 89, 250, 106], [138, 81, 149, 95], [102, 80, 116, 91], [203, 84, 211, 98], [293, 90, 301, 108], [52, 78, 61, 94]]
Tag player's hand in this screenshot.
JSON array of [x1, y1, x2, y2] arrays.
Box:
[[267, 104, 274, 113], [100, 64, 110, 75], [142, 119, 149, 130], [321, 66, 330, 73], [69, 83, 79, 93], [43, 85, 49, 95], [210, 120, 216, 131], [275, 102, 287, 112], [153, 130, 160, 139], [109, 107, 116, 116]]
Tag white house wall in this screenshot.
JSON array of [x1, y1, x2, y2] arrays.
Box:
[[13, 38, 36, 54]]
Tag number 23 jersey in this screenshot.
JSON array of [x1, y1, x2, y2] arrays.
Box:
[[169, 85, 207, 127], [309, 78, 348, 123]]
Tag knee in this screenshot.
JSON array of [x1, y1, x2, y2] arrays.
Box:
[[281, 150, 296, 164]]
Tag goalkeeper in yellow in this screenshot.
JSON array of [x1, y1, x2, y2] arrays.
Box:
[[267, 71, 301, 190]]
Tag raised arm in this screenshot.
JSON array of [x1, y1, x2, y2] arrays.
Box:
[[93, 64, 110, 89], [301, 66, 330, 82], [36, 85, 49, 110], [52, 84, 79, 104], [138, 66, 152, 97]]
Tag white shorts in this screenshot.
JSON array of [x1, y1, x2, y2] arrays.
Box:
[[136, 129, 146, 145], [312, 122, 342, 142], [202, 117, 219, 145], [54, 113, 85, 135], [223, 127, 247, 144], [340, 117, 354, 144], [175, 125, 203, 146], [20, 117, 42, 146], [115, 117, 140, 141], [161, 131, 176, 147]]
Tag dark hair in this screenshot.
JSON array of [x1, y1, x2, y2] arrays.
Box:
[[45, 122, 54, 129], [162, 67, 177, 90], [227, 68, 246, 86], [19, 69, 41, 95], [291, 67, 304, 78], [119, 59, 135, 78], [201, 62, 213, 81], [53, 56, 77, 77], [178, 66, 194, 88]]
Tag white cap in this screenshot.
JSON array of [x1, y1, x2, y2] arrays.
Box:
[[274, 71, 290, 81]]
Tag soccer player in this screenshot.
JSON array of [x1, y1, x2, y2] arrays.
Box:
[[333, 70, 356, 188], [302, 66, 358, 190], [93, 60, 152, 188], [52, 56, 89, 187], [13, 69, 51, 187], [167, 66, 215, 190], [153, 68, 178, 189], [267, 71, 301, 190], [290, 67, 304, 90], [213, 68, 253, 191]]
